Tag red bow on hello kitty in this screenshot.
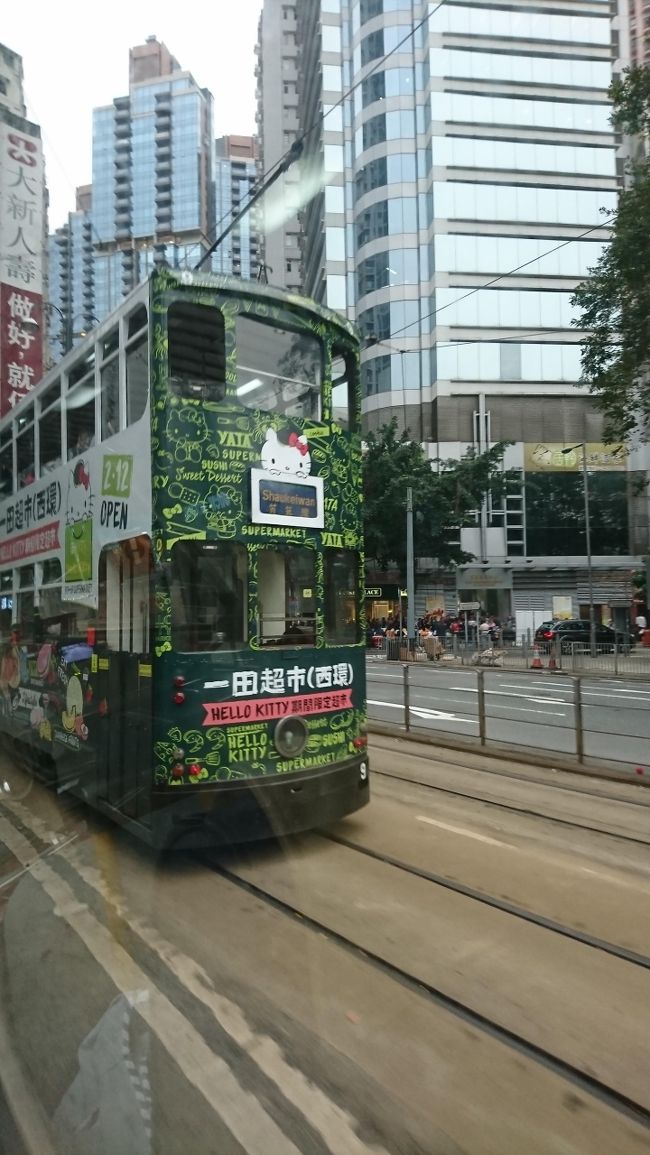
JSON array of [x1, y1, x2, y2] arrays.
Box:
[[74, 461, 91, 489], [288, 432, 309, 457]]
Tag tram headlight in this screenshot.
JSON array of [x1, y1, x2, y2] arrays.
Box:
[[274, 716, 309, 760]]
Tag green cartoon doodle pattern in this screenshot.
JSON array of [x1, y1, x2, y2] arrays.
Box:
[[148, 269, 365, 787]]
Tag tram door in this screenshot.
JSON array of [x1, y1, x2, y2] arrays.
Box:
[[96, 537, 153, 824]]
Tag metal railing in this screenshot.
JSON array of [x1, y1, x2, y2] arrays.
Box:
[[367, 663, 650, 777], [367, 632, 650, 677]]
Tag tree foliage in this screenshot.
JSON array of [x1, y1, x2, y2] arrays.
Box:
[[572, 67, 650, 441], [363, 419, 512, 580]]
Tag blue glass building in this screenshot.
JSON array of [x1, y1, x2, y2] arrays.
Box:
[[49, 38, 215, 337]]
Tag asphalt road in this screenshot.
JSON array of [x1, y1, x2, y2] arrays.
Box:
[[367, 660, 650, 771], [1, 740, 650, 1155]]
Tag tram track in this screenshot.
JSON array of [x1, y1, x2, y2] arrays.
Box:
[[368, 743, 650, 847], [369, 734, 650, 808], [317, 830, 650, 970], [204, 853, 650, 1134], [371, 767, 650, 847]]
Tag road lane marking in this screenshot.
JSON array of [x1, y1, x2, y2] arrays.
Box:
[[0, 815, 307, 1155], [2, 804, 391, 1155], [416, 815, 510, 848], [367, 699, 473, 723], [449, 686, 568, 708]]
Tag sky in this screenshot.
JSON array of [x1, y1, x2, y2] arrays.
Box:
[[3, 0, 262, 229]]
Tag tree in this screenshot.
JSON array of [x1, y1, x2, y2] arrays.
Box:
[[572, 67, 650, 441], [363, 419, 512, 581]]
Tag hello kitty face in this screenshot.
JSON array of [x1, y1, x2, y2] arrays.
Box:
[[66, 460, 93, 525], [260, 428, 311, 478]]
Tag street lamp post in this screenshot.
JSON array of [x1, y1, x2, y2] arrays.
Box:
[[563, 442, 596, 656]]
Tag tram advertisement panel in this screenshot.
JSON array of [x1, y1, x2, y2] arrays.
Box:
[[0, 420, 152, 606]]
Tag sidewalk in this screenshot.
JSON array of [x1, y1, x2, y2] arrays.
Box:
[[366, 645, 650, 679]]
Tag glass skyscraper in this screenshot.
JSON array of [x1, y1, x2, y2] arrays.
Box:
[[282, 0, 641, 622], [48, 38, 215, 336], [213, 135, 259, 280], [91, 37, 214, 320]]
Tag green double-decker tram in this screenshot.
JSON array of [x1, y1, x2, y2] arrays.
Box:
[[0, 269, 369, 846]]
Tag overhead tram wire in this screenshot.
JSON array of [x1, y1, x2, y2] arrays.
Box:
[[381, 214, 617, 346], [186, 3, 444, 269]]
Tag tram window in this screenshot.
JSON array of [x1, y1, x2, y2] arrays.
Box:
[[102, 327, 120, 359], [235, 314, 322, 419], [42, 559, 62, 584], [97, 537, 151, 652], [168, 301, 226, 402], [0, 429, 12, 498], [101, 355, 120, 440], [0, 575, 12, 640], [40, 381, 60, 411], [128, 305, 147, 339], [40, 408, 62, 473], [331, 344, 357, 432], [257, 547, 316, 646], [67, 386, 95, 459], [39, 578, 96, 642], [126, 333, 149, 424], [325, 549, 361, 643], [17, 423, 35, 488], [170, 540, 246, 652], [68, 350, 95, 388]]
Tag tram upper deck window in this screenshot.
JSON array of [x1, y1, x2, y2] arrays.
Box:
[[16, 406, 35, 488], [170, 540, 247, 652], [67, 377, 96, 459], [331, 343, 357, 432], [168, 301, 226, 402], [39, 382, 61, 473], [0, 425, 12, 498], [235, 314, 322, 419]]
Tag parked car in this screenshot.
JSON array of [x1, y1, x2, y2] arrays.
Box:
[[534, 619, 635, 653]]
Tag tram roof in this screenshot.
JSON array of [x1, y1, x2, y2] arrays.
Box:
[[2, 268, 358, 433]]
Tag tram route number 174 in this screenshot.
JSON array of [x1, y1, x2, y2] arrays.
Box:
[[102, 455, 133, 498]]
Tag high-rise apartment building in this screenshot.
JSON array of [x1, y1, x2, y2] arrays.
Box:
[[47, 185, 95, 364], [255, 0, 302, 291], [284, 1, 640, 624], [91, 36, 214, 319], [213, 135, 259, 279], [0, 42, 47, 420]]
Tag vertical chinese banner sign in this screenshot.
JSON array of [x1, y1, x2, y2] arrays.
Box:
[[0, 122, 44, 418]]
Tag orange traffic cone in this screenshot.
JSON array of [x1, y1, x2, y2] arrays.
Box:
[[530, 645, 543, 669], [547, 650, 557, 671]]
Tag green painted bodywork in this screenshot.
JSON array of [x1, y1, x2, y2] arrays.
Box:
[[148, 269, 366, 788]]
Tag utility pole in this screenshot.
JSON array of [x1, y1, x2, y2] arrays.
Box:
[[406, 487, 415, 649]]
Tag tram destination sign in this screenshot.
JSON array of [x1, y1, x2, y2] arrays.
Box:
[[251, 469, 324, 529]]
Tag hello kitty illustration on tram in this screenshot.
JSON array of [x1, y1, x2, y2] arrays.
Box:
[[0, 269, 369, 846]]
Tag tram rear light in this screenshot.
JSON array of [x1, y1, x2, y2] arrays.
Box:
[[352, 736, 368, 749], [173, 691, 186, 705], [171, 763, 184, 778], [173, 675, 186, 688]]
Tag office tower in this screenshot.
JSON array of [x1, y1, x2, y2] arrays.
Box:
[[213, 135, 259, 279], [255, 0, 302, 291], [91, 37, 214, 318], [291, 1, 639, 625]]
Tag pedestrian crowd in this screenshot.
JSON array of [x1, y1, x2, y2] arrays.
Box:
[[367, 612, 515, 647]]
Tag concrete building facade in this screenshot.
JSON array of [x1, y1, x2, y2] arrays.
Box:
[[255, 0, 302, 291], [281, 0, 640, 627]]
